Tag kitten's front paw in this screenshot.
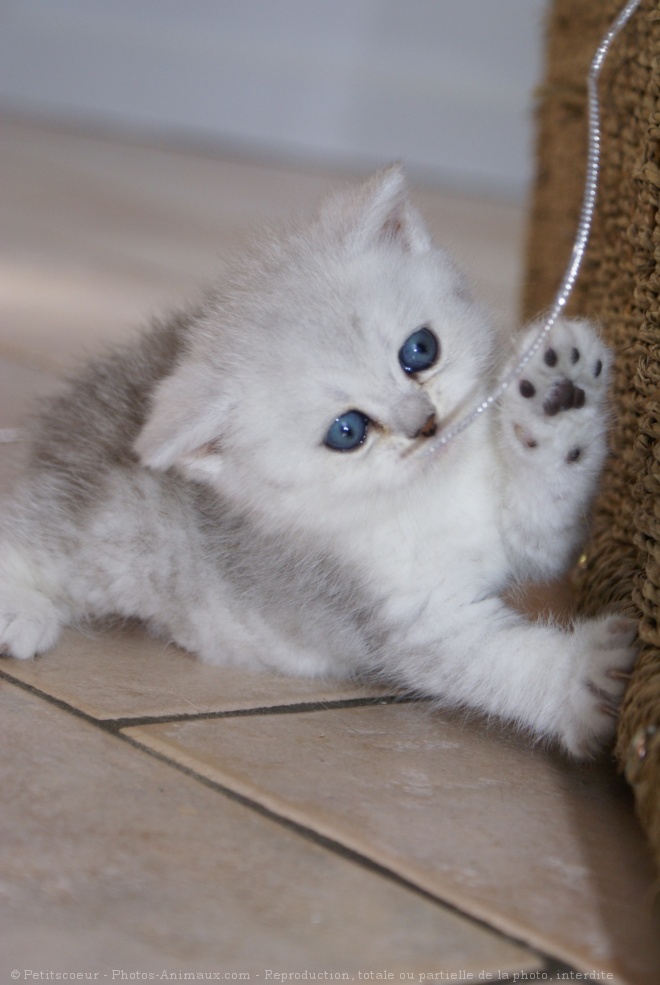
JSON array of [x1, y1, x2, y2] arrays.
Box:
[[559, 615, 637, 758], [0, 586, 63, 659], [510, 319, 610, 465]]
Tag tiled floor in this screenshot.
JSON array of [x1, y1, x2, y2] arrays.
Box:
[[1, 116, 659, 983]]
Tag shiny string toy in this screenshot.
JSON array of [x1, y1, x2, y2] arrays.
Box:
[[427, 0, 642, 455]]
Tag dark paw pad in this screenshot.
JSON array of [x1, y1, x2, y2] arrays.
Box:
[[543, 379, 586, 416]]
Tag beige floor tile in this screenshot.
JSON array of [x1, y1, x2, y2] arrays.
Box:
[[0, 680, 541, 976], [124, 705, 660, 985], [0, 623, 392, 720]]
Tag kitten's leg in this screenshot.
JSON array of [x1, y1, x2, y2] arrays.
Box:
[[495, 318, 610, 579], [390, 596, 636, 758]]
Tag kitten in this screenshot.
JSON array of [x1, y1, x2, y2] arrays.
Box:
[[0, 166, 636, 757]]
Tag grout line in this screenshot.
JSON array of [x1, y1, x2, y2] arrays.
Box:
[[0, 665, 574, 975], [104, 693, 417, 730], [0, 668, 108, 729], [0, 667, 415, 730]]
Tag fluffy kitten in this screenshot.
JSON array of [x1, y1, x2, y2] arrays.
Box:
[[0, 166, 636, 757]]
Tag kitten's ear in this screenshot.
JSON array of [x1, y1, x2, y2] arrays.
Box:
[[134, 365, 229, 477], [321, 165, 433, 254]]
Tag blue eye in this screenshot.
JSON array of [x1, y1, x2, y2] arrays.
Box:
[[324, 410, 369, 452], [398, 326, 439, 374]]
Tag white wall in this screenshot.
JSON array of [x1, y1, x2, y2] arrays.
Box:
[[0, 0, 548, 199]]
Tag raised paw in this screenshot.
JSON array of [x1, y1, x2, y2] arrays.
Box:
[[559, 615, 638, 758], [508, 318, 611, 465]]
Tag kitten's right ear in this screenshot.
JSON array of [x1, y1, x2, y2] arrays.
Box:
[[319, 164, 433, 254], [134, 365, 229, 475]]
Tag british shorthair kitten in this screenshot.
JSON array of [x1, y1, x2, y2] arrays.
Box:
[[0, 166, 636, 757]]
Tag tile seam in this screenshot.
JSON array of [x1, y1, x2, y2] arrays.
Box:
[[0, 667, 413, 728]]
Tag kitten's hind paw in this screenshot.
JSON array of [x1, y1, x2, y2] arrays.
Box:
[[0, 586, 63, 659], [559, 615, 638, 758]]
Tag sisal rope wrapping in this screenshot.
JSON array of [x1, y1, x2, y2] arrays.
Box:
[[523, 0, 660, 871]]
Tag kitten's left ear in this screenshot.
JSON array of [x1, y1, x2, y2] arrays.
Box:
[[321, 164, 433, 254], [134, 363, 230, 480]]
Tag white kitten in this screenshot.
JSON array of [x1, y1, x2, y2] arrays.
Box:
[[0, 166, 636, 757]]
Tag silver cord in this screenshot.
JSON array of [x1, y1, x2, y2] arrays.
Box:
[[427, 0, 642, 454]]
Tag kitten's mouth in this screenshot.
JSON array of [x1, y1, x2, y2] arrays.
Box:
[[420, 383, 487, 457], [398, 412, 438, 459], [418, 413, 438, 439], [403, 405, 473, 460], [401, 429, 444, 460]]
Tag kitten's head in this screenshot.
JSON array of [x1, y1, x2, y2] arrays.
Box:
[[135, 166, 497, 533]]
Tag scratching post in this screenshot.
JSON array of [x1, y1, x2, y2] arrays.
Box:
[[523, 0, 660, 869]]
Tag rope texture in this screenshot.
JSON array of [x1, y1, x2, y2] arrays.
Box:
[[524, 0, 660, 875]]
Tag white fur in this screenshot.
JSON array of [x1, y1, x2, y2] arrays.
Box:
[[0, 166, 637, 757]]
